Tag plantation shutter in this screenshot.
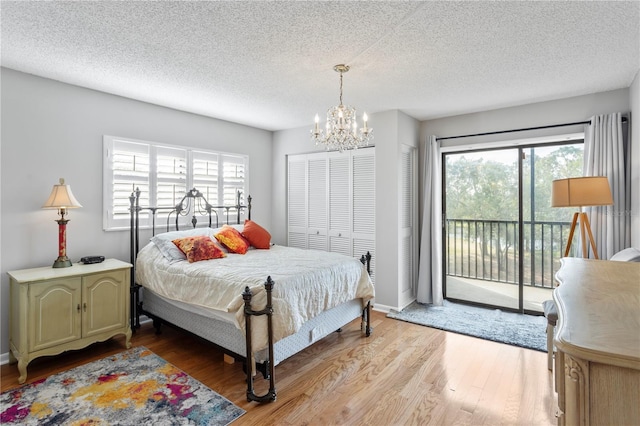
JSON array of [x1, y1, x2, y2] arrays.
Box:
[[103, 135, 248, 231], [221, 154, 247, 223], [155, 146, 187, 209], [107, 139, 151, 229], [192, 150, 219, 205]]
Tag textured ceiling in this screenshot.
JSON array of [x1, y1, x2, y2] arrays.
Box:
[[1, 1, 639, 131]]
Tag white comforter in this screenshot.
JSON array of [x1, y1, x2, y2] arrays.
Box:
[[135, 243, 375, 351]]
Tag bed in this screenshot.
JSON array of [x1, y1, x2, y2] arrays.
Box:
[[129, 188, 374, 402]]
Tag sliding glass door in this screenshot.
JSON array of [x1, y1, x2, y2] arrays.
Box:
[[444, 148, 520, 310], [443, 141, 583, 313]]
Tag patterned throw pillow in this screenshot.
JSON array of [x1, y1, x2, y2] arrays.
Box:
[[215, 225, 250, 254], [172, 236, 226, 263], [151, 228, 215, 262], [242, 219, 271, 249]]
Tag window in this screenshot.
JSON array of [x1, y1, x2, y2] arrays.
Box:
[[103, 135, 248, 231]]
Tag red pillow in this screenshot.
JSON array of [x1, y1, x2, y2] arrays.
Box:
[[172, 236, 226, 263], [215, 225, 250, 254], [242, 219, 271, 249]]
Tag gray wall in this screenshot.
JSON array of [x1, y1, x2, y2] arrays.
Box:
[[0, 68, 273, 356]]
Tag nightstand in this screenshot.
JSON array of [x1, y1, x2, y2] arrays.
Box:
[[8, 259, 132, 384]]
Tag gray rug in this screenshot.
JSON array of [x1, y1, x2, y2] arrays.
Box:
[[387, 300, 546, 352]]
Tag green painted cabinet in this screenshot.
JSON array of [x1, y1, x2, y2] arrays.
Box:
[[8, 259, 132, 384]]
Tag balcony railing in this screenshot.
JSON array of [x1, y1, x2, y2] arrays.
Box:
[[445, 218, 573, 289]]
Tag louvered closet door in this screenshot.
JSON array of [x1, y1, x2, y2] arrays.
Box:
[[352, 148, 376, 283], [307, 157, 327, 251], [287, 156, 307, 248], [399, 145, 417, 301], [328, 153, 352, 256]]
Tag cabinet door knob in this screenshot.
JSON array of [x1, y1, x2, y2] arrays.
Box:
[[83, 303, 87, 312], [77, 304, 81, 313]]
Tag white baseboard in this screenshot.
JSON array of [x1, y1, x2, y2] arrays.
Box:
[[372, 303, 393, 313], [373, 298, 416, 314]]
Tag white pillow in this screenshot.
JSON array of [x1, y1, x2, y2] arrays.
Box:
[[150, 227, 215, 262]]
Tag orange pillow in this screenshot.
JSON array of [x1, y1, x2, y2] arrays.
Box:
[[172, 236, 226, 263], [215, 225, 250, 254], [242, 219, 271, 249]]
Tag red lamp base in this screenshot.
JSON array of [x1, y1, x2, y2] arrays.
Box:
[[53, 218, 73, 268]]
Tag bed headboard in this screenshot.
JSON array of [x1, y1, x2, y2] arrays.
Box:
[[128, 187, 251, 266], [128, 187, 251, 332]]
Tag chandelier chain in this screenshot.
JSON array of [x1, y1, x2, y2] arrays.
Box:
[[339, 71, 343, 105]]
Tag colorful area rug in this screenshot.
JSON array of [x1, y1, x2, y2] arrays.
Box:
[[387, 300, 547, 352], [1, 346, 245, 425]]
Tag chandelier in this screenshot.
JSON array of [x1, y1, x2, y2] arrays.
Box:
[[311, 64, 373, 152]]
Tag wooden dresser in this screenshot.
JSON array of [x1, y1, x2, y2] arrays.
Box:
[[554, 258, 640, 425]]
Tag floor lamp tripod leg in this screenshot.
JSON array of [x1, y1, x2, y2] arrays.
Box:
[[581, 213, 599, 259], [579, 213, 588, 258], [564, 212, 579, 257]]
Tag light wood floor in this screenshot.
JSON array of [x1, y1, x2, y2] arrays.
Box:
[[1, 311, 557, 425]]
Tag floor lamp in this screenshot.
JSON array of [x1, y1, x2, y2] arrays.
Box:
[[551, 176, 613, 259]]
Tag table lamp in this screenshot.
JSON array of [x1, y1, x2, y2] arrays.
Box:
[[42, 178, 83, 267], [551, 176, 613, 259]]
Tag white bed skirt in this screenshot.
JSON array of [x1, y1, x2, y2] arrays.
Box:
[[142, 288, 364, 365]]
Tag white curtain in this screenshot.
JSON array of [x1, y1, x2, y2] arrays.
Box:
[[583, 113, 631, 259], [416, 135, 443, 305]]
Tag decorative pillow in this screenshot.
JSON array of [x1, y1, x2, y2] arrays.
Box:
[[242, 219, 271, 249], [211, 223, 244, 234], [151, 228, 215, 262], [215, 225, 250, 254], [172, 236, 226, 263]]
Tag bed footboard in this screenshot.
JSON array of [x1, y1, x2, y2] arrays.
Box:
[[243, 277, 277, 403], [360, 251, 373, 337]]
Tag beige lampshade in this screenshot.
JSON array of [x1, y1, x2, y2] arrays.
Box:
[[42, 178, 83, 209], [551, 176, 613, 208]]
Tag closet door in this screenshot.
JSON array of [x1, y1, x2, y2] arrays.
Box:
[[352, 148, 376, 283], [399, 145, 417, 303], [328, 152, 352, 255], [287, 155, 307, 248], [307, 156, 327, 250]]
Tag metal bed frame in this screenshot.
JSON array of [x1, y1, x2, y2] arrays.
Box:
[[129, 187, 372, 403]]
